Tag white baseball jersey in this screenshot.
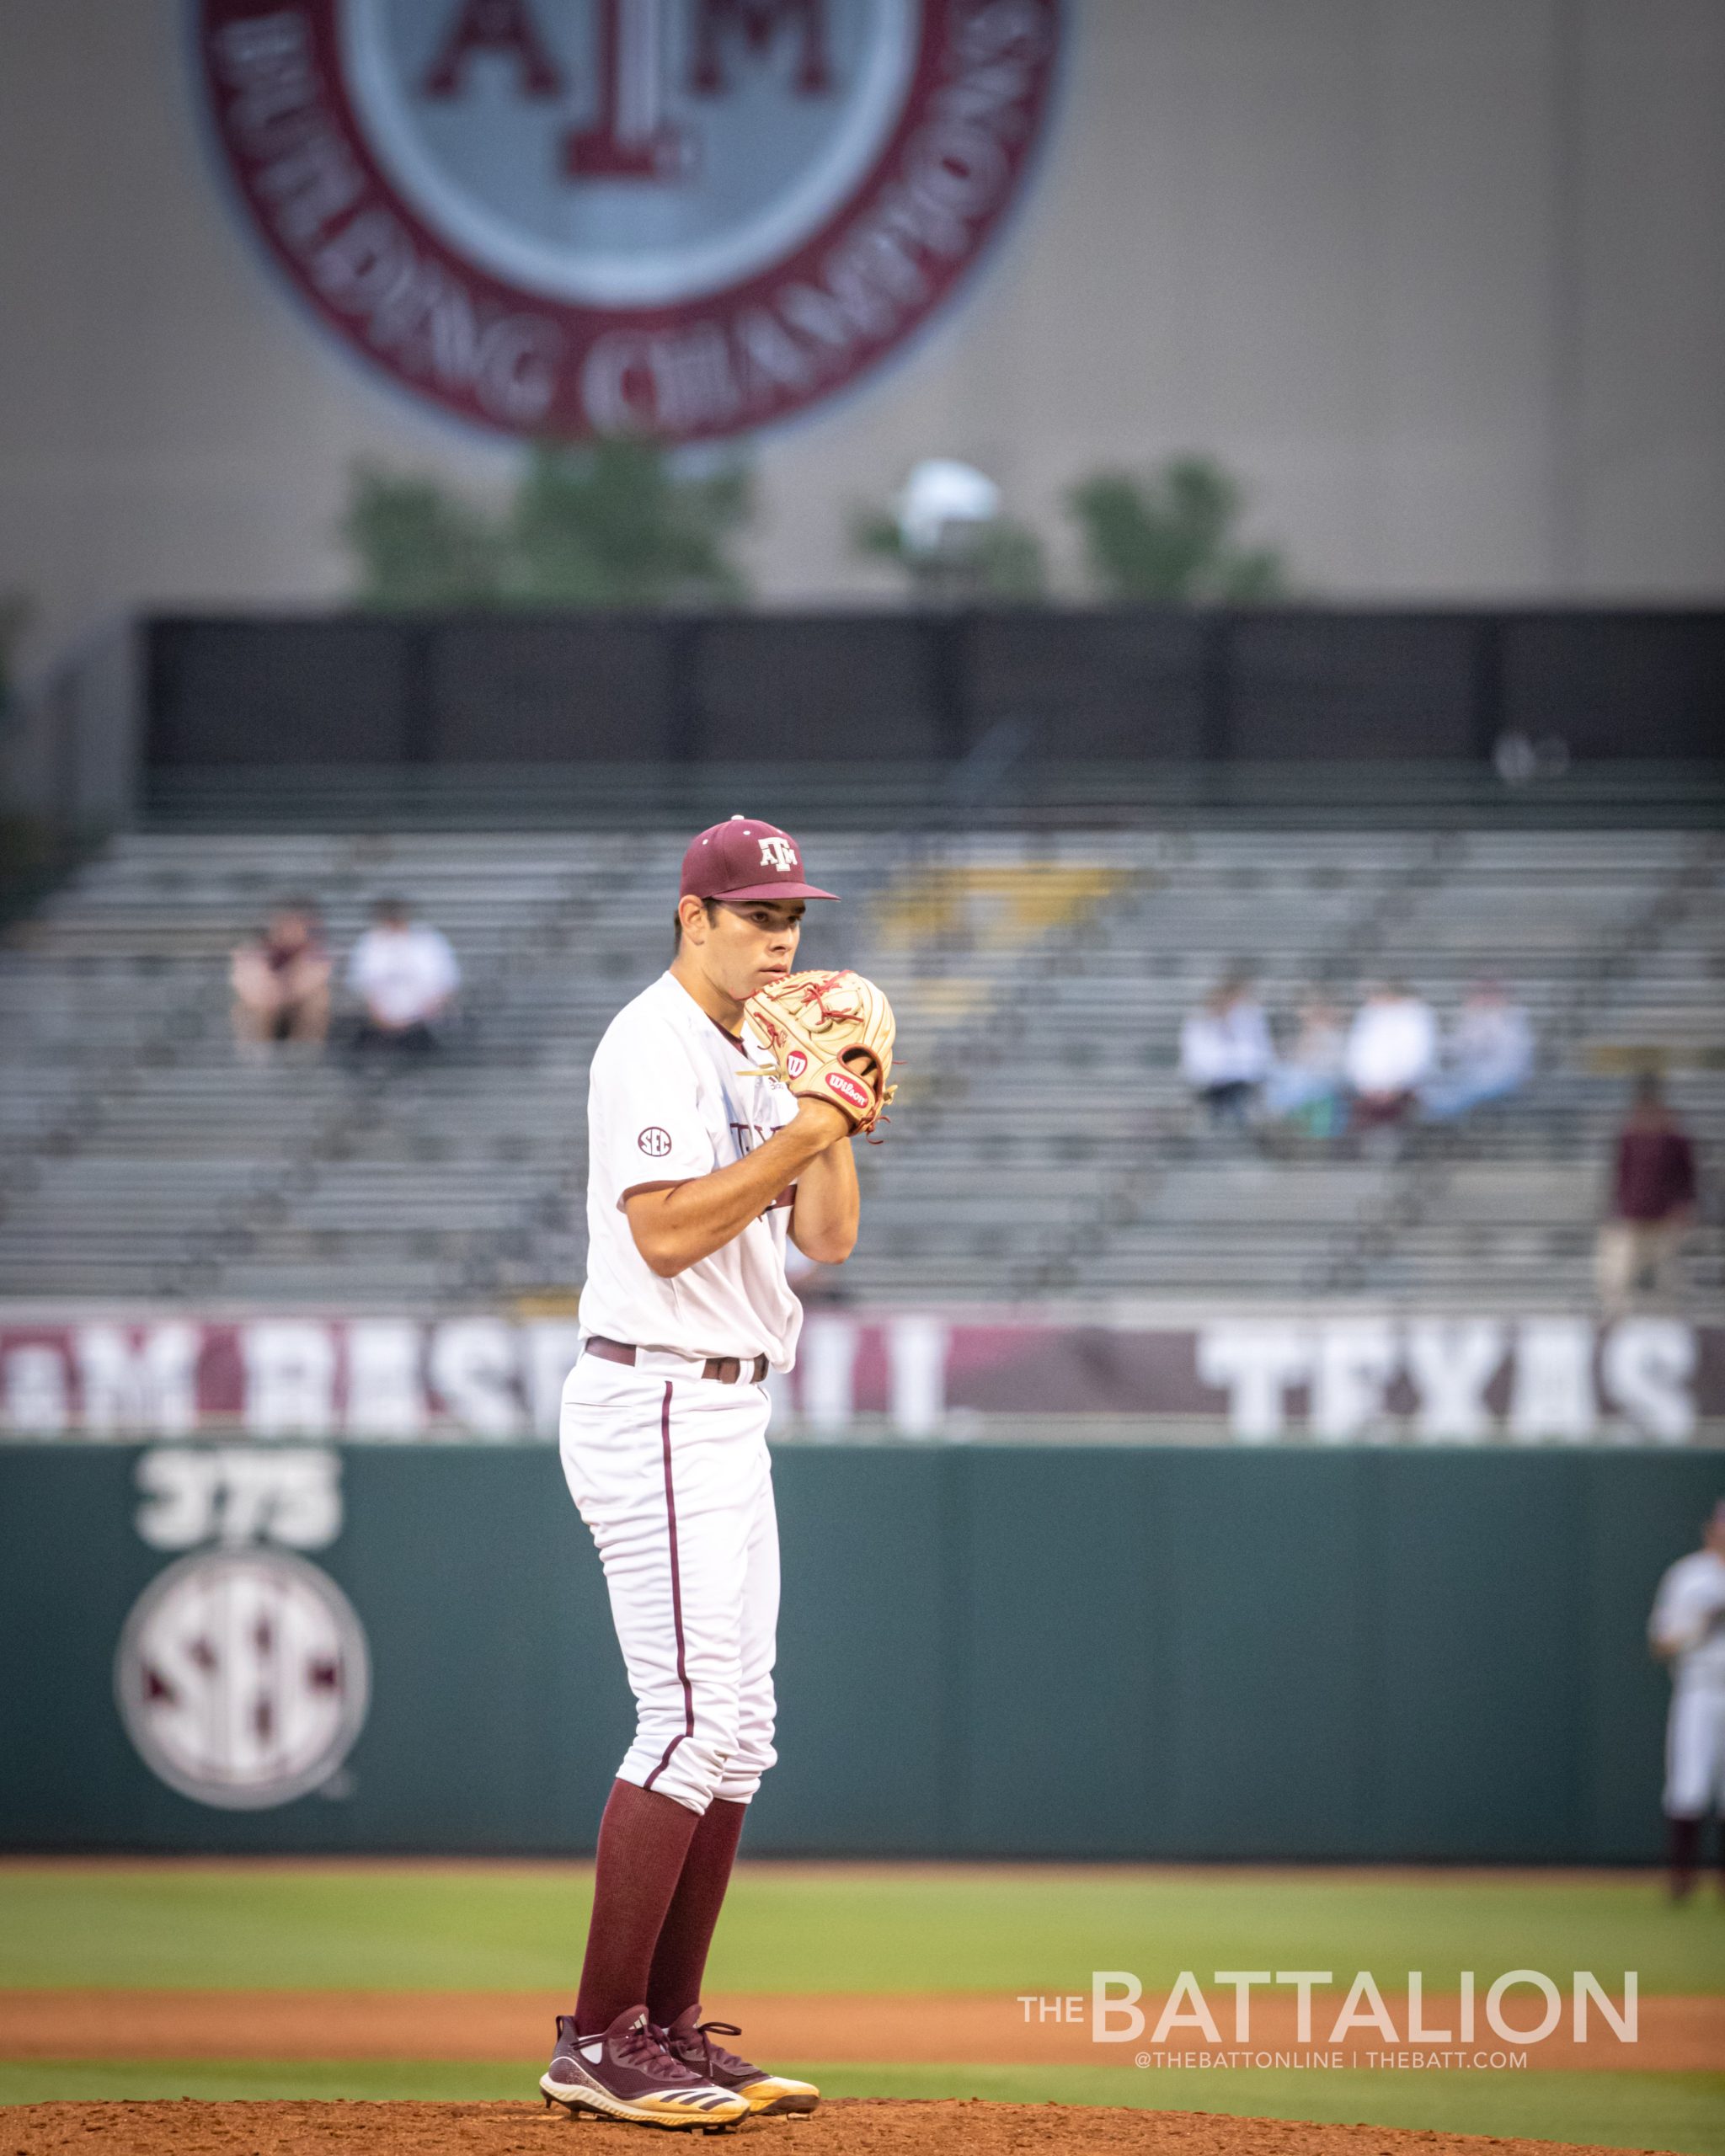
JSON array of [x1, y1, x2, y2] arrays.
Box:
[[1653, 1550, 1725, 1816], [579, 971, 801, 1369], [1649, 1550, 1725, 1691]]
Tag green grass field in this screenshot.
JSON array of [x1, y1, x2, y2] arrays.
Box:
[[2, 1862, 1722, 2153]]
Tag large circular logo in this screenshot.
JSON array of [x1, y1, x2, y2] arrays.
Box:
[[116, 1550, 371, 1809], [195, 0, 1061, 440]]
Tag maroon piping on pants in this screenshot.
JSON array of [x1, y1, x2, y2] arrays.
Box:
[[643, 1381, 695, 1793]]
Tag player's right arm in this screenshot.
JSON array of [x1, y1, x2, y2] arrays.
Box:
[[626, 1100, 849, 1278], [1648, 1563, 1722, 1660], [1649, 1568, 1683, 1660]]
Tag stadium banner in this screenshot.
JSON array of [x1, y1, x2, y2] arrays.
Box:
[[0, 1309, 1718, 1445]]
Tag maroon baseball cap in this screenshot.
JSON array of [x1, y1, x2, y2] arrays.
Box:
[[680, 817, 838, 903]]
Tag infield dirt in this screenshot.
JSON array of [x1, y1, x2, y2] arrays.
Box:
[[0, 1991, 1709, 2072], [0, 2101, 1688, 2156]]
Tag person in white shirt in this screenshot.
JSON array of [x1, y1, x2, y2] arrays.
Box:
[[1265, 992, 1348, 1138], [1648, 1500, 1725, 1900], [1420, 980, 1535, 1122], [346, 899, 461, 1051], [542, 817, 863, 2128], [1344, 981, 1437, 1129], [1179, 974, 1273, 1126]]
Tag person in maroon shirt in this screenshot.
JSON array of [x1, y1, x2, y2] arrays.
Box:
[[1596, 1074, 1699, 1312], [230, 900, 332, 1060]]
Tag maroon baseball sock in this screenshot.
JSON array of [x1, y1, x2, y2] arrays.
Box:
[[645, 1797, 749, 2027], [574, 1779, 702, 2036], [1668, 1813, 1701, 1897]]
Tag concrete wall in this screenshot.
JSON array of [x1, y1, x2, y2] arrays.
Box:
[[2, 2, 1723, 679]]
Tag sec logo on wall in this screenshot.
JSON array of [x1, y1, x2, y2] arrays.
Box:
[[116, 1549, 371, 1809], [196, 0, 1063, 441]]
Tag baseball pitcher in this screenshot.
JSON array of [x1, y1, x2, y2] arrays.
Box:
[[541, 817, 894, 2128], [1648, 1498, 1725, 1900]]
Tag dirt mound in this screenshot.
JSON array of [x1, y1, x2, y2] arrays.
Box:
[[0, 2100, 1677, 2156]]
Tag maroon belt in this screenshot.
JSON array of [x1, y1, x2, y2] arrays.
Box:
[[585, 1336, 768, 1386]]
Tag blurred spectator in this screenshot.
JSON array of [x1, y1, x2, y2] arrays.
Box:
[[229, 900, 330, 1061], [1596, 1075, 1697, 1311], [1420, 979, 1535, 1121], [347, 898, 461, 1054], [1179, 973, 1273, 1126], [1345, 981, 1437, 1129], [1265, 993, 1348, 1138]]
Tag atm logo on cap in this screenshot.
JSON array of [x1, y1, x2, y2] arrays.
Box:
[[759, 836, 798, 873], [195, 0, 1062, 443]]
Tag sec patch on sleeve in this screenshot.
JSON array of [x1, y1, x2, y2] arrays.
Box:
[[638, 1127, 673, 1157]]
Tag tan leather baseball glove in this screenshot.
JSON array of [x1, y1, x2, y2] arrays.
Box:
[[742, 969, 896, 1137]]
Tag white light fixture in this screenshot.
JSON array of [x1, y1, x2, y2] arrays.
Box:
[[895, 458, 1001, 558]]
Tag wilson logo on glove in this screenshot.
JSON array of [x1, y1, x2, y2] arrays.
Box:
[[825, 1070, 871, 1113], [785, 1049, 809, 1079]]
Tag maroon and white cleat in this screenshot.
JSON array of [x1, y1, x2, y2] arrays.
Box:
[[541, 2005, 748, 2129], [660, 2005, 821, 2116]]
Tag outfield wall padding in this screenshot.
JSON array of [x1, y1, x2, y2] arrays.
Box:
[[1, 1444, 1715, 1860], [142, 607, 1725, 769]]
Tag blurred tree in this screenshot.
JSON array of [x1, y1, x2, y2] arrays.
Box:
[[343, 467, 502, 606], [1068, 457, 1286, 603], [342, 441, 750, 609], [504, 440, 750, 606]]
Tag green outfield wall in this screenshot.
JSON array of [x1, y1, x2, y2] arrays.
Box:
[[1, 1444, 1717, 1860]]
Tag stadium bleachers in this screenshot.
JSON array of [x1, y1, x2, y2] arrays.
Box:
[[0, 825, 1718, 1310]]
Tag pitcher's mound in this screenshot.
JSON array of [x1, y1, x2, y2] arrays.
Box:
[[0, 2099, 1676, 2155]]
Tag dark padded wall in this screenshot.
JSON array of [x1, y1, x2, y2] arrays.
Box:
[[147, 621, 415, 764], [1, 1444, 1712, 1859], [429, 619, 680, 761], [1225, 615, 1484, 760], [143, 610, 1725, 769], [693, 618, 950, 761], [1502, 614, 1725, 759], [965, 611, 1213, 759]]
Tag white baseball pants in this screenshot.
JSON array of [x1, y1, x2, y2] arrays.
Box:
[[1664, 1684, 1725, 1817], [560, 1354, 779, 1815]]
